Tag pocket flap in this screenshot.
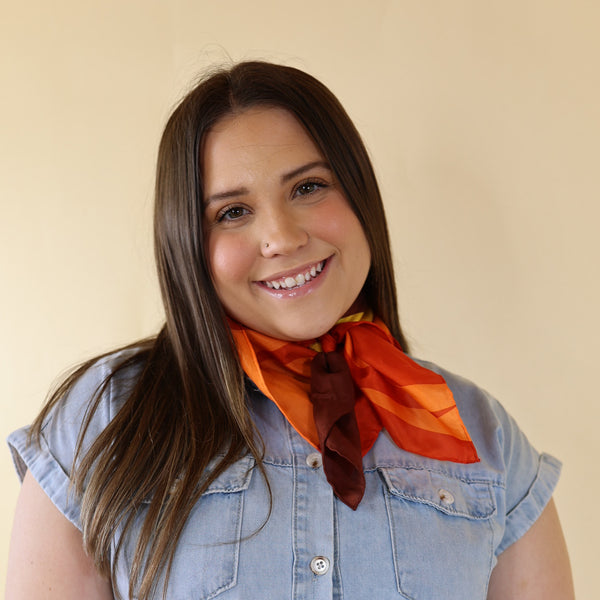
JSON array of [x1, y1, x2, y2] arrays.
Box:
[[141, 454, 255, 503], [380, 466, 496, 519], [203, 454, 255, 495]]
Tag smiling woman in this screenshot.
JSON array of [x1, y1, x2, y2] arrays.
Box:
[[6, 61, 573, 600]]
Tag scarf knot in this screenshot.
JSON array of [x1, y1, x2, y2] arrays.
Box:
[[319, 331, 339, 353]]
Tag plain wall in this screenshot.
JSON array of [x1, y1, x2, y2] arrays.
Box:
[[2, 1, 598, 596]]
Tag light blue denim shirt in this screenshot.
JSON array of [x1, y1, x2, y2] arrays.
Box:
[[8, 351, 560, 599]]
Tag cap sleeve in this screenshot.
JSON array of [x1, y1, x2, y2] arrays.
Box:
[[7, 351, 136, 530], [488, 397, 562, 554]]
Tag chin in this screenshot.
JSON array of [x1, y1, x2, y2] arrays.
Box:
[[272, 317, 340, 342]]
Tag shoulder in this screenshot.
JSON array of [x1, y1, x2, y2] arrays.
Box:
[[413, 358, 532, 456], [411, 358, 562, 552], [8, 347, 146, 486], [7, 347, 147, 531]]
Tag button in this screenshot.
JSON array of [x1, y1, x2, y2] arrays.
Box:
[[438, 488, 455, 505], [310, 555, 330, 575], [306, 452, 323, 468]]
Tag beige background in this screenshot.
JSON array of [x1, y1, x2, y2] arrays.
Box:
[[1, 1, 598, 596]]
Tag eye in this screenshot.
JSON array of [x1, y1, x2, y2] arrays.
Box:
[[294, 179, 327, 197], [216, 205, 250, 222]]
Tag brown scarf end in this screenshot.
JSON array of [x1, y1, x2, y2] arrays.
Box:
[[311, 350, 366, 509], [332, 479, 365, 510]]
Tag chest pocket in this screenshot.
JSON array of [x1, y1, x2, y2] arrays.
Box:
[[120, 455, 255, 600], [380, 466, 497, 600]]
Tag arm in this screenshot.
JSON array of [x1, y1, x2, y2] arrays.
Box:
[[487, 497, 574, 599], [5, 470, 114, 600]]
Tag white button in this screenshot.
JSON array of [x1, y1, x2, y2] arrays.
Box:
[[438, 488, 455, 505], [310, 555, 330, 575], [306, 452, 322, 468]]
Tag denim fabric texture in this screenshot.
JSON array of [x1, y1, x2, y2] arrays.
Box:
[[8, 351, 561, 599]]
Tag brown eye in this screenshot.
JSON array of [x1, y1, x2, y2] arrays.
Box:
[[295, 180, 326, 197], [217, 205, 249, 222]]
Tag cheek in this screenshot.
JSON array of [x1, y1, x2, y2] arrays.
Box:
[[207, 234, 253, 291], [312, 199, 370, 256]]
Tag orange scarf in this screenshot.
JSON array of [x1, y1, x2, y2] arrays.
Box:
[[230, 315, 479, 507]]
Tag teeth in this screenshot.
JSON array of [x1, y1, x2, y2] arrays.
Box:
[[264, 260, 325, 290]]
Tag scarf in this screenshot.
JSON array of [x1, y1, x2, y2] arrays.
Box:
[[230, 315, 479, 509]]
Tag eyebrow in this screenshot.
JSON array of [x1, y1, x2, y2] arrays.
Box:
[[204, 160, 331, 206], [205, 187, 249, 205], [280, 160, 331, 183]]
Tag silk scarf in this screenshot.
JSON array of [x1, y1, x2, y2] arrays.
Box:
[[230, 315, 479, 508]]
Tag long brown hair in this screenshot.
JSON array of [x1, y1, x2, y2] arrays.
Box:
[[30, 61, 408, 599]]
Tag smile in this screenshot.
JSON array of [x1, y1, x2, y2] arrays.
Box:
[[262, 260, 326, 290]]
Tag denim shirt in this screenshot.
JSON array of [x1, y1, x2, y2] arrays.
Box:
[[8, 352, 560, 599]]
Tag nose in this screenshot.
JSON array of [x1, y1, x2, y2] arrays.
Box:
[[260, 206, 309, 257]]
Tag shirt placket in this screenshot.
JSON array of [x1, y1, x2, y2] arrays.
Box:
[[289, 422, 336, 599]]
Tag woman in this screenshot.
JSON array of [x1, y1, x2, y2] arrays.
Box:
[[6, 61, 573, 599]]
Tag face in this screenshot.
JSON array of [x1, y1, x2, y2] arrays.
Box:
[[202, 107, 371, 341]]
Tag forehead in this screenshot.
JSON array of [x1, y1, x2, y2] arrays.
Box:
[[202, 107, 323, 178]]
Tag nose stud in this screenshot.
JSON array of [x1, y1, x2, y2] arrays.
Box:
[[264, 242, 270, 249]]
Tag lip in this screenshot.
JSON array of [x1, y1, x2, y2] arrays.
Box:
[[256, 256, 331, 298], [258, 257, 330, 283]]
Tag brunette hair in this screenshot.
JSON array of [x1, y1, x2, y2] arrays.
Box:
[[30, 61, 408, 599]]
